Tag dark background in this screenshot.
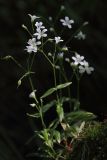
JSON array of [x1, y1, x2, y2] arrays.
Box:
[[0, 0, 107, 159]]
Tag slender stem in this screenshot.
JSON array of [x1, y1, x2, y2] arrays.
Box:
[[29, 53, 35, 70], [60, 63, 72, 111], [41, 37, 44, 51], [77, 78, 80, 101], [31, 22, 34, 34], [4, 56, 26, 71], [53, 44, 59, 101], [64, 23, 86, 46], [39, 49, 54, 67], [39, 99, 46, 128], [59, 60, 62, 98], [25, 28, 33, 37]]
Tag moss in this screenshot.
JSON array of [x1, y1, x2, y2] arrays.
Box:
[[71, 122, 107, 160]]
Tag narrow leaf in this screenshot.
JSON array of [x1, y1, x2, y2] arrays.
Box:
[[65, 111, 96, 124], [41, 87, 56, 99], [41, 82, 72, 99], [42, 100, 56, 113], [56, 82, 72, 90], [56, 104, 64, 122], [26, 113, 40, 118]]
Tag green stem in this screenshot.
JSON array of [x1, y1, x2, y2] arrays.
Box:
[[64, 22, 87, 46], [39, 49, 54, 67], [31, 22, 34, 34], [60, 64, 72, 111], [39, 99, 46, 128], [77, 78, 80, 101], [53, 45, 59, 101], [29, 53, 35, 70], [4, 56, 25, 71]]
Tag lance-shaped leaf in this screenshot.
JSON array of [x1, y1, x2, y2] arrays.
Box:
[[56, 103, 64, 122], [41, 82, 72, 99], [65, 110, 96, 124], [56, 82, 72, 90], [27, 100, 56, 119], [41, 87, 56, 99], [26, 112, 40, 118], [42, 100, 56, 113]]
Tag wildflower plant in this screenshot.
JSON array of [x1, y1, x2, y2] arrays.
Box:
[[2, 7, 95, 160]]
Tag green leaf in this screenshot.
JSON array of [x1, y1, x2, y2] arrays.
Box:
[[41, 82, 72, 99], [26, 100, 56, 119], [56, 103, 64, 122], [60, 97, 70, 103], [65, 111, 96, 124], [41, 87, 56, 99], [53, 130, 61, 143], [26, 112, 40, 118], [42, 100, 56, 113], [49, 118, 59, 129], [70, 121, 85, 138], [56, 82, 72, 90]]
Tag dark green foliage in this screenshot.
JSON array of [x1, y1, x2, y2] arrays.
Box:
[[71, 122, 107, 160]]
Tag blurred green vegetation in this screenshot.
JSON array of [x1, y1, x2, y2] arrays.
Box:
[[0, 0, 107, 159], [71, 122, 107, 160]]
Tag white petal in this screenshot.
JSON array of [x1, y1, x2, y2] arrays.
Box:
[[68, 24, 72, 28], [65, 16, 69, 21], [60, 19, 65, 23], [69, 20, 74, 23], [43, 34, 47, 37]]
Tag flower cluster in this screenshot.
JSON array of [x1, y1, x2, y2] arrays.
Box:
[[34, 22, 47, 39], [74, 31, 86, 40], [26, 38, 41, 53], [24, 14, 94, 77], [71, 53, 94, 74], [25, 15, 75, 54]]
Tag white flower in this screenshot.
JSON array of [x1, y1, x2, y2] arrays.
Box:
[[48, 16, 52, 21], [29, 90, 37, 99], [48, 52, 52, 57], [55, 65, 60, 70], [26, 38, 41, 53], [72, 53, 84, 66], [62, 46, 68, 51], [79, 60, 94, 74], [65, 58, 70, 63], [28, 14, 40, 22], [49, 27, 54, 32], [30, 103, 36, 107], [35, 22, 45, 29], [75, 31, 86, 40], [34, 28, 47, 39], [27, 38, 41, 46], [57, 52, 64, 59], [55, 36, 63, 44], [60, 5, 65, 11], [60, 16, 74, 29]]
